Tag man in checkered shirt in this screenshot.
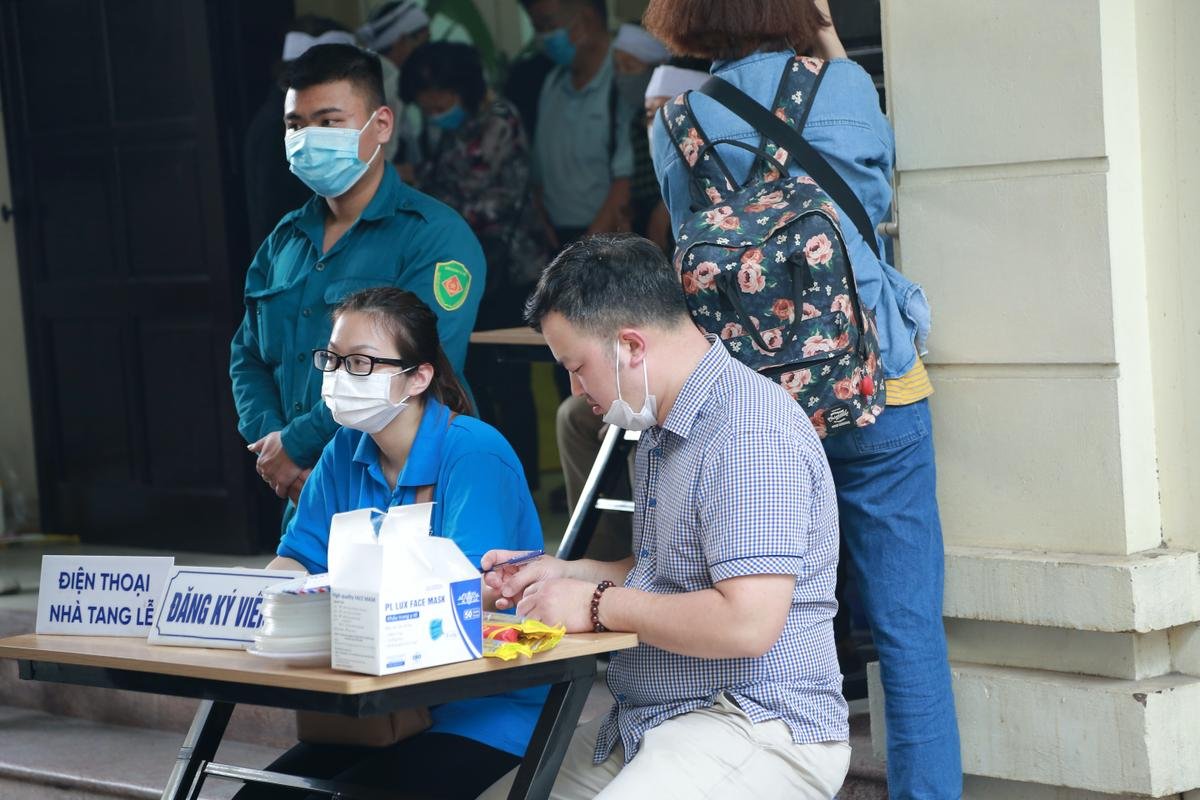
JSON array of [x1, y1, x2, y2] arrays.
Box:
[[480, 234, 849, 799]]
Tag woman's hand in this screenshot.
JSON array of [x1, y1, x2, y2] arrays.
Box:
[[264, 556, 307, 573], [812, 0, 848, 60]]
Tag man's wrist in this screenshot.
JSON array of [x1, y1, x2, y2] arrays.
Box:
[[591, 580, 616, 632]]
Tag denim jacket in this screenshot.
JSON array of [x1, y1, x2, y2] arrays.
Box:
[[651, 51, 930, 378]]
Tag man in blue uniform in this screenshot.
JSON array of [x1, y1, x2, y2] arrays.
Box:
[[230, 43, 484, 507]]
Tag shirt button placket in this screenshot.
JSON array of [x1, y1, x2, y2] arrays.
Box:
[[641, 437, 661, 548]]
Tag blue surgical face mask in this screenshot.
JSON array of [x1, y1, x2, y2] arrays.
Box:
[[428, 104, 466, 131], [540, 27, 576, 67], [284, 109, 381, 198]]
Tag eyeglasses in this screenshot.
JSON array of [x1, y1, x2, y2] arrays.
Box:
[[312, 349, 412, 376]]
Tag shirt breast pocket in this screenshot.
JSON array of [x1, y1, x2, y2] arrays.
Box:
[[577, 111, 613, 167], [246, 284, 298, 363]]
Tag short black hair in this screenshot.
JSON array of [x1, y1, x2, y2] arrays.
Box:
[[399, 42, 487, 111], [524, 234, 691, 335], [280, 43, 386, 112]]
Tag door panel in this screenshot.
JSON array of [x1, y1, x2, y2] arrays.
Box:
[[0, 0, 276, 552]]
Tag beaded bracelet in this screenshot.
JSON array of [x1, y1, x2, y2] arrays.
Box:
[[591, 580, 615, 633]]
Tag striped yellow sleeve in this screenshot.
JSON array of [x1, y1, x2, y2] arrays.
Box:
[[885, 355, 934, 406]]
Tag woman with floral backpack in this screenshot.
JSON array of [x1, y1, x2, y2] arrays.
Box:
[[642, 1, 962, 798]]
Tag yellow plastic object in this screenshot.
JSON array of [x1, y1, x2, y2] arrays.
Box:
[[481, 612, 566, 661]]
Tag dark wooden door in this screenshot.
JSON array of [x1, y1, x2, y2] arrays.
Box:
[[0, 0, 273, 552]]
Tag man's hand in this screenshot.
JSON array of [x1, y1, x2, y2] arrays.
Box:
[[481, 551, 570, 612], [515, 578, 597, 632], [248, 431, 302, 499], [585, 179, 632, 236], [286, 469, 312, 504]]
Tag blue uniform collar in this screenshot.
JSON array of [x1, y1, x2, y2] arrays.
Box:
[[290, 164, 429, 252], [351, 396, 451, 490]]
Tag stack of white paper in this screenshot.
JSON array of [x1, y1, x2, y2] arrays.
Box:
[[249, 573, 332, 664]]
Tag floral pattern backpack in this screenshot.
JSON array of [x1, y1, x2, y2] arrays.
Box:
[[660, 56, 886, 438]]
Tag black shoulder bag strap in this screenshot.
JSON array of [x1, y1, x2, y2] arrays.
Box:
[[697, 75, 881, 259]]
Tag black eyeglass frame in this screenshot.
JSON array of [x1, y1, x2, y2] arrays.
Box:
[[311, 349, 414, 376]]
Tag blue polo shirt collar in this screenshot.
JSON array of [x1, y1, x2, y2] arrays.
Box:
[[661, 337, 729, 439], [556, 49, 615, 96], [350, 396, 450, 489]]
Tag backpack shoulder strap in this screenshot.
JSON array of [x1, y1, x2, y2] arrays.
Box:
[[697, 59, 881, 258], [658, 92, 738, 209], [743, 56, 825, 185]]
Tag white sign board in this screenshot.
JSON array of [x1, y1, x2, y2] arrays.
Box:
[[36, 556, 175, 637], [148, 566, 303, 649]]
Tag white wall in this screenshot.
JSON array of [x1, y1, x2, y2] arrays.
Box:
[[884, 0, 1162, 556], [1137, 0, 1200, 552]]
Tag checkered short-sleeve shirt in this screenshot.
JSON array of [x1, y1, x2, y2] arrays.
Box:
[[595, 340, 847, 765]]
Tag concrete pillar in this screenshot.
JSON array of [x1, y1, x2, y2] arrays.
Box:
[[879, 0, 1200, 796]]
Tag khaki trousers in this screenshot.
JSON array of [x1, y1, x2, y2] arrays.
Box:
[[478, 694, 850, 799]]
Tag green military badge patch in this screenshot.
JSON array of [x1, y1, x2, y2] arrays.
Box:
[[433, 260, 471, 311]]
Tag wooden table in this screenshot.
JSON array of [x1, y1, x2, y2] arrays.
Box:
[[469, 327, 553, 364], [0, 632, 637, 800]]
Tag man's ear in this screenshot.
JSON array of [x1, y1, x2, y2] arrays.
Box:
[[617, 328, 649, 366], [372, 104, 395, 146]]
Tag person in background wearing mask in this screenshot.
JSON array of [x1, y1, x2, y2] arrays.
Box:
[[236, 288, 545, 800], [243, 17, 357, 248], [230, 44, 484, 524], [523, 0, 640, 558], [525, 0, 633, 248], [611, 23, 669, 241], [400, 41, 549, 491], [356, 0, 430, 167], [477, 234, 850, 800]]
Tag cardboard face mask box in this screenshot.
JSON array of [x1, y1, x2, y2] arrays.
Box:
[[328, 504, 483, 675]]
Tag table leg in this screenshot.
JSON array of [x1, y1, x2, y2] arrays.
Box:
[[160, 698, 234, 800], [507, 674, 593, 800]]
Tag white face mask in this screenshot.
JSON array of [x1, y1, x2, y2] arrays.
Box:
[[602, 341, 658, 431], [321, 366, 413, 434]]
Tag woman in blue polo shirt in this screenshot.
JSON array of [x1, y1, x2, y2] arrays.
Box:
[[237, 287, 545, 800]]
